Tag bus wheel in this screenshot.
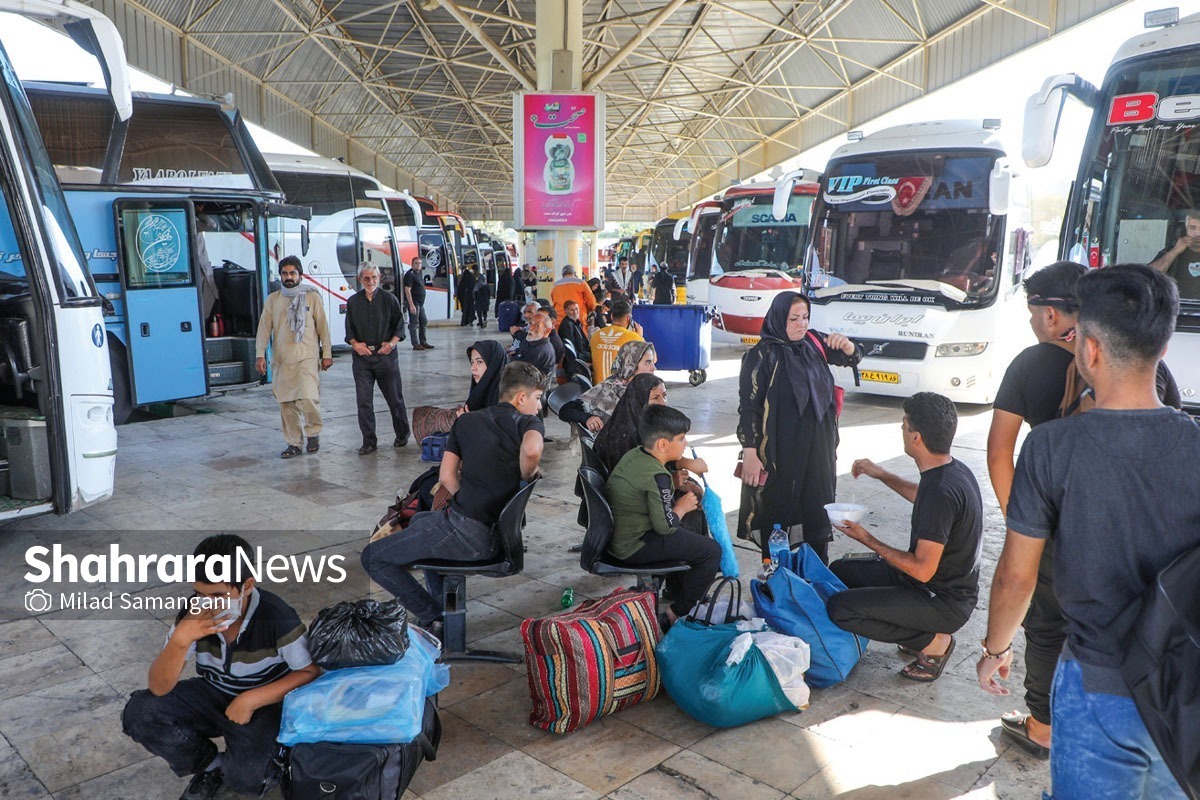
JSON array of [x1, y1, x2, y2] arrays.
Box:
[[110, 344, 132, 425], [688, 369, 707, 387]]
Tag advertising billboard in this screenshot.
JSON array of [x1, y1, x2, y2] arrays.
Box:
[[514, 92, 605, 230]]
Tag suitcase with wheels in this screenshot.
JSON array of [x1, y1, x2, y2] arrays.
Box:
[[497, 300, 522, 332]]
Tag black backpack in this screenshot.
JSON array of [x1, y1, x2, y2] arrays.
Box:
[[1121, 544, 1200, 799], [282, 698, 441, 800]]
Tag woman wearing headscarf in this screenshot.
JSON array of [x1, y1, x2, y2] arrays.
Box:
[[411, 340, 508, 442], [557, 340, 657, 432], [737, 291, 863, 564]]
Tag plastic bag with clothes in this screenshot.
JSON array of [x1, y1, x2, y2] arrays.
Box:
[[279, 626, 449, 746], [307, 598, 410, 669]]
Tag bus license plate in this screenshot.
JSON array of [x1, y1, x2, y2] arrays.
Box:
[[861, 370, 900, 384], [740, 336, 760, 345]]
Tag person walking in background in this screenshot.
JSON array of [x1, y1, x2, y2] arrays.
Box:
[[403, 256, 433, 351], [551, 264, 597, 329], [651, 263, 675, 305], [473, 273, 491, 327], [457, 264, 477, 326], [346, 264, 410, 455], [255, 256, 333, 459], [736, 291, 863, 563]]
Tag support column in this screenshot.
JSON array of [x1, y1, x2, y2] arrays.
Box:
[[533, 0, 584, 300]]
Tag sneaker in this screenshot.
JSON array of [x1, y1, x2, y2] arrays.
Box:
[[358, 443, 378, 455], [181, 767, 224, 800]]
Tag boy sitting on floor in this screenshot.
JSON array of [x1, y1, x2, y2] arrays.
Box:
[[122, 534, 318, 800], [605, 405, 721, 625]]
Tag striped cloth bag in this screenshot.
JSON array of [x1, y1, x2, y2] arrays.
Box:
[[521, 589, 662, 734]]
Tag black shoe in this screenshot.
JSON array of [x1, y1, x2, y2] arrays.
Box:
[[306, 436, 320, 453], [280, 445, 302, 459], [393, 436, 409, 448], [358, 443, 378, 455], [181, 767, 224, 800], [421, 342, 434, 349]]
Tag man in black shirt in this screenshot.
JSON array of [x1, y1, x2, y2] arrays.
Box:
[[1149, 208, 1200, 301], [559, 300, 591, 362], [360, 363, 545, 628], [345, 264, 410, 454], [827, 392, 983, 683], [403, 257, 432, 351], [510, 311, 557, 380], [986, 261, 1084, 756], [979, 265, 1200, 799], [651, 263, 675, 305]]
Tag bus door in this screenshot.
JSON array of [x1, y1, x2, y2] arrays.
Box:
[[356, 215, 398, 294], [113, 199, 206, 403]]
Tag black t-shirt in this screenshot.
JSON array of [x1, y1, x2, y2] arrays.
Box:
[[909, 459, 984, 605], [1153, 245, 1200, 301], [446, 403, 544, 526], [403, 269, 426, 305], [512, 337, 556, 378], [993, 342, 1075, 428], [1008, 408, 1200, 694]]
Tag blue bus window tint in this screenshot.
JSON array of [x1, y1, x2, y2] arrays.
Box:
[[121, 209, 193, 289], [24, 91, 112, 185], [0, 188, 29, 295]]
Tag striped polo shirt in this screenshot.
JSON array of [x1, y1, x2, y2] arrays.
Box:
[[169, 588, 312, 696]]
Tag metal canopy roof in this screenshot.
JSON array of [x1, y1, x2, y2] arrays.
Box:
[[88, 0, 1125, 220]]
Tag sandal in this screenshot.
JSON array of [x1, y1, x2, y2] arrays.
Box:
[[306, 436, 320, 453], [280, 445, 303, 459], [900, 636, 955, 682], [897, 644, 920, 657], [1000, 711, 1050, 759]]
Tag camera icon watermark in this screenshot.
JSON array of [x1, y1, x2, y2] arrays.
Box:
[[24, 588, 53, 613]]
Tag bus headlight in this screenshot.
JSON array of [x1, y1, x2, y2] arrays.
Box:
[[935, 342, 989, 357]]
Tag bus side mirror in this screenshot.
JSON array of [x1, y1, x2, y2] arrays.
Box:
[[1023, 73, 1098, 168], [300, 224, 310, 257], [989, 160, 1012, 216]]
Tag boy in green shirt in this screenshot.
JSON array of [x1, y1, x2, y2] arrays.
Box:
[[605, 405, 721, 624]]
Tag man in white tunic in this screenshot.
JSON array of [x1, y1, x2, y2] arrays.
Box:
[[255, 256, 333, 458]]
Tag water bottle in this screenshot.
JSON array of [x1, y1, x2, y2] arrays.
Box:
[[560, 587, 575, 609], [768, 524, 790, 571]]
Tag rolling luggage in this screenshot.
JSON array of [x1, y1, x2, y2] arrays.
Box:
[[497, 300, 522, 332]]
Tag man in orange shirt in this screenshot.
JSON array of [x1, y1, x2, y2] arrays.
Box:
[[589, 298, 644, 383], [550, 264, 597, 330]]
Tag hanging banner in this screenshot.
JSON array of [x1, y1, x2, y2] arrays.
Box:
[[514, 92, 605, 230]]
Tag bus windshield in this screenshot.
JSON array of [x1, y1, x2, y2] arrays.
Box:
[[808, 152, 1001, 304], [1072, 51, 1200, 305], [274, 171, 385, 216], [650, 221, 689, 282], [713, 192, 812, 276]]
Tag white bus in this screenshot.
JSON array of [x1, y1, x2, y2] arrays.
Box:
[[266, 153, 411, 345], [1024, 8, 1200, 410], [776, 121, 1035, 404], [0, 0, 124, 518]]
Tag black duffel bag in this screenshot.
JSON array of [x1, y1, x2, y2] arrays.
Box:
[[307, 598, 409, 670]]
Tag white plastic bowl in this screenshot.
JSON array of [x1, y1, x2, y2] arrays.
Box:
[[825, 502, 867, 524]]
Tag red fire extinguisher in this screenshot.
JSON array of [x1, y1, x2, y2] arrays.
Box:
[[208, 314, 224, 337]]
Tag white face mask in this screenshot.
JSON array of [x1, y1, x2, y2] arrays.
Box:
[[215, 590, 246, 625]]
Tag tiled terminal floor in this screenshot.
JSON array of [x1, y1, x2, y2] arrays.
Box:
[[0, 322, 1048, 799]]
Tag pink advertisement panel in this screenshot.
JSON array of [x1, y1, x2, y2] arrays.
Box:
[[519, 93, 599, 228]]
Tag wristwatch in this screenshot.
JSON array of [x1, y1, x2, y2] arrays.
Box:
[[981, 639, 1012, 659]]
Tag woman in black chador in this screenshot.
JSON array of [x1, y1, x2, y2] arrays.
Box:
[[736, 291, 863, 564]]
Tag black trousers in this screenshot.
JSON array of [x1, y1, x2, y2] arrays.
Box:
[[827, 557, 972, 651], [122, 679, 282, 795], [352, 352, 410, 446], [612, 528, 721, 618], [1023, 542, 1066, 725]]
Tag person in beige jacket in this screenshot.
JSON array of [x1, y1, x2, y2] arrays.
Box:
[[255, 256, 333, 458]]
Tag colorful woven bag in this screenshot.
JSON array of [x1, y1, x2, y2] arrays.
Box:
[[521, 588, 662, 734]]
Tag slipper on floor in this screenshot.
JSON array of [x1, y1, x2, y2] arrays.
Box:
[[897, 644, 920, 657], [1000, 711, 1050, 759], [900, 636, 955, 682]]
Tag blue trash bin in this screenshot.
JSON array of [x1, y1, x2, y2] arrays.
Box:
[[632, 304, 711, 385]]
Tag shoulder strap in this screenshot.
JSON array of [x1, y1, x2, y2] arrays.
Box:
[[806, 330, 829, 362]]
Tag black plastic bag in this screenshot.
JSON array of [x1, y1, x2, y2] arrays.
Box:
[[308, 598, 410, 669]]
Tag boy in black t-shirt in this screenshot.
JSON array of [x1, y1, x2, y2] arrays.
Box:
[[827, 392, 983, 683], [361, 362, 545, 628]]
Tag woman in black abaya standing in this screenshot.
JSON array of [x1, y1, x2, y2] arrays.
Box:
[[737, 291, 862, 564]]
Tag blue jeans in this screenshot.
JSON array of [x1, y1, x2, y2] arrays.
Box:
[[1046, 658, 1187, 800], [360, 506, 497, 625]]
